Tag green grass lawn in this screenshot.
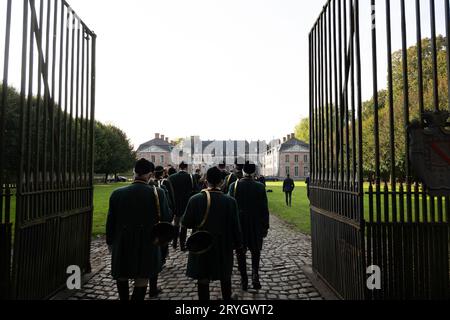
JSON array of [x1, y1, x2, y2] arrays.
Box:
[[266, 182, 312, 235], [90, 182, 313, 237], [6, 181, 442, 238], [92, 183, 128, 236]]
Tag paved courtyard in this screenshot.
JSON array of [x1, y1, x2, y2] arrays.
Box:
[[65, 215, 322, 301]]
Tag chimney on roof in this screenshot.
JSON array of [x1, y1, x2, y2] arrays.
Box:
[[161, 134, 165, 141], [155, 133, 160, 139], [283, 137, 287, 143], [165, 137, 169, 143], [291, 133, 296, 140]]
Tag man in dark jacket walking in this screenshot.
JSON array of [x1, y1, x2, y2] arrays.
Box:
[[152, 166, 176, 268], [106, 159, 171, 300], [222, 157, 244, 193], [283, 174, 295, 207], [168, 161, 196, 251], [229, 162, 269, 291], [182, 167, 242, 300]]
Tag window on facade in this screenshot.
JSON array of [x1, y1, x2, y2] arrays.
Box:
[[295, 166, 299, 177], [285, 166, 290, 176], [305, 167, 309, 176], [160, 155, 164, 164], [285, 155, 290, 163], [151, 155, 156, 163], [304, 155, 308, 162], [295, 155, 299, 163]]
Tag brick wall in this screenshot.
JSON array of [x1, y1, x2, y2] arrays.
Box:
[[278, 152, 310, 180], [136, 152, 172, 167]]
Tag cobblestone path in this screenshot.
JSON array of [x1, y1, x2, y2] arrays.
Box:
[[65, 214, 322, 300]]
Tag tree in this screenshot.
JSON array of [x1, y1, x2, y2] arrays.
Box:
[[362, 36, 449, 179], [298, 36, 449, 181], [0, 85, 21, 182], [1, 85, 136, 184], [94, 123, 136, 182], [295, 118, 310, 143]]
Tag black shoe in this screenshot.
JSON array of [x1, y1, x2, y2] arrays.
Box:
[[116, 281, 129, 301], [252, 274, 262, 290], [172, 239, 178, 250], [131, 286, 147, 301], [198, 283, 210, 301], [149, 288, 163, 299], [241, 277, 248, 291], [221, 280, 232, 301]]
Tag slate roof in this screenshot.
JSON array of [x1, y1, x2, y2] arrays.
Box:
[[137, 138, 173, 153], [279, 138, 310, 153]]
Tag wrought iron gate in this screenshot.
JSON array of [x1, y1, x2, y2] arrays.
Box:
[[310, 0, 450, 300], [1, 0, 96, 299]]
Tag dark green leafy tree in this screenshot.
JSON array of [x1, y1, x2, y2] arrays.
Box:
[[1, 85, 136, 184], [362, 36, 449, 179], [94, 122, 136, 182], [296, 36, 449, 181]]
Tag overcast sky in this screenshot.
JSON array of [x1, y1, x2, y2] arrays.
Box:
[[1, 0, 447, 149], [66, 0, 325, 148]]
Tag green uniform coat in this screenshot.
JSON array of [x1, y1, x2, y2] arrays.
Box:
[[154, 178, 176, 218], [182, 191, 242, 281], [106, 181, 171, 280], [229, 178, 270, 252], [168, 171, 195, 217], [222, 171, 243, 193]]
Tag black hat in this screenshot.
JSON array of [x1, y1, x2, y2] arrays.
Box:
[[154, 166, 164, 178], [243, 161, 256, 175], [218, 162, 226, 169], [207, 167, 224, 185], [155, 166, 164, 174], [235, 157, 245, 170], [168, 167, 177, 176], [135, 159, 155, 175], [179, 161, 188, 170]]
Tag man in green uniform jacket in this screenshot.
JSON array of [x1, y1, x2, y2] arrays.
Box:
[[222, 157, 244, 193], [182, 167, 243, 300], [229, 162, 270, 291], [154, 166, 176, 217], [218, 161, 230, 181], [106, 159, 171, 300], [168, 161, 196, 251], [151, 166, 176, 269]]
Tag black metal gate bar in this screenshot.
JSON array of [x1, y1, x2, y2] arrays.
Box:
[[310, 0, 449, 300], [309, 0, 366, 300], [0, 0, 96, 300], [367, 0, 449, 300], [0, 0, 13, 300]]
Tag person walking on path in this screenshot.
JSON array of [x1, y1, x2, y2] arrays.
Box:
[[182, 167, 242, 301], [228, 162, 269, 291], [283, 174, 295, 207], [222, 157, 244, 193], [168, 161, 197, 251], [106, 159, 171, 300], [152, 166, 176, 268]]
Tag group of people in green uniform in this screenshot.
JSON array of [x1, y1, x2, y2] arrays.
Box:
[[106, 157, 270, 301]]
